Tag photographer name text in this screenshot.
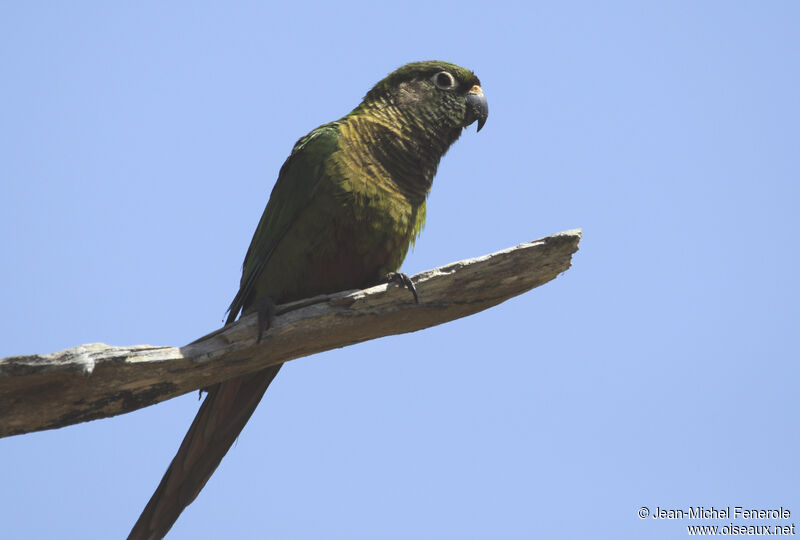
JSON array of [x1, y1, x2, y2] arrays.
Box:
[[652, 507, 791, 520]]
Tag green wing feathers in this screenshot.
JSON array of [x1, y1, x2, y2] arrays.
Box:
[[226, 125, 342, 321]]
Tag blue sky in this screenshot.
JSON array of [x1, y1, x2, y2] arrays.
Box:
[[1, 2, 798, 539]]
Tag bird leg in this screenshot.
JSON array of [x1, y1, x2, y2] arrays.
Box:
[[254, 296, 277, 343], [386, 272, 419, 304]]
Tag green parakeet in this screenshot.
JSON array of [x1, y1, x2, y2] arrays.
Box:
[[129, 60, 488, 539]]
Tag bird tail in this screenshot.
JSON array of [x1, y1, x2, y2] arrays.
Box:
[[128, 365, 282, 540]]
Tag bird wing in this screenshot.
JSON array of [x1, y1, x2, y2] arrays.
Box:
[[129, 124, 341, 540], [226, 123, 341, 323]]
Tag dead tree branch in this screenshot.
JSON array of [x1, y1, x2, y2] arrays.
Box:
[[0, 229, 581, 438]]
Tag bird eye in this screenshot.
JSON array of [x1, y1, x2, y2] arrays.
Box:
[[433, 71, 456, 90]]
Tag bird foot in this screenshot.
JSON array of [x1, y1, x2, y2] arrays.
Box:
[[255, 296, 277, 343], [386, 272, 419, 304]]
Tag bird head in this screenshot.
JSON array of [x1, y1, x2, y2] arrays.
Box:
[[359, 60, 488, 138]]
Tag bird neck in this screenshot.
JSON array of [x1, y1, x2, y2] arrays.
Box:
[[343, 99, 462, 204]]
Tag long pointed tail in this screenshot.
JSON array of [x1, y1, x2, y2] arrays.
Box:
[[128, 365, 282, 540]]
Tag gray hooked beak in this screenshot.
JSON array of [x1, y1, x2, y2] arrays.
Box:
[[465, 85, 488, 132]]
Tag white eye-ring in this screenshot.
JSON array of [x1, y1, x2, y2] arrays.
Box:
[[432, 71, 456, 90]]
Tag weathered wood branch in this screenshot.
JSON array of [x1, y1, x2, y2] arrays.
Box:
[[0, 229, 581, 439]]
